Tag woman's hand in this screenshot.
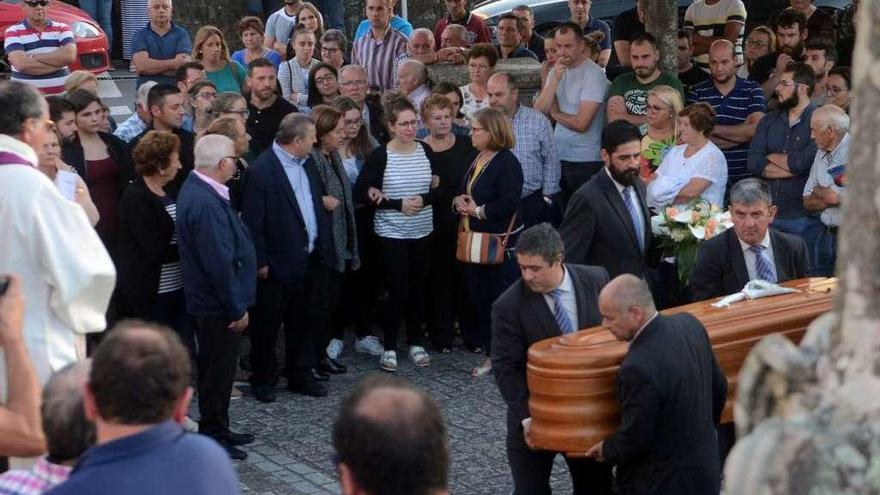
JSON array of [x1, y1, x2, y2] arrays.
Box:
[[322, 195, 341, 211], [367, 187, 387, 204], [453, 194, 477, 216], [431, 175, 440, 189], [401, 196, 423, 216]]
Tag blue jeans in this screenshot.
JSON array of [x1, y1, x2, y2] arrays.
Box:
[[79, 0, 113, 48], [771, 215, 824, 276], [811, 225, 837, 277]]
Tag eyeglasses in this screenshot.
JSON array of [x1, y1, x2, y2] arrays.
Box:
[[321, 46, 340, 54], [196, 91, 217, 99], [340, 80, 366, 87], [826, 85, 848, 95], [315, 75, 336, 85], [396, 120, 419, 128], [226, 109, 250, 119], [645, 104, 668, 113], [344, 118, 363, 126], [24, 0, 49, 7], [746, 40, 768, 48], [776, 80, 801, 88]]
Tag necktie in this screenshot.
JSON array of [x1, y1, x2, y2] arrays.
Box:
[[550, 289, 575, 335], [622, 187, 645, 252], [749, 245, 777, 283]]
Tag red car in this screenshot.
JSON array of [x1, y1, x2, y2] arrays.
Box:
[[0, 0, 110, 74]]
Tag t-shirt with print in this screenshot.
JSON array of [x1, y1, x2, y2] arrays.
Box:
[[684, 0, 747, 70], [609, 72, 684, 118], [552, 59, 608, 162]]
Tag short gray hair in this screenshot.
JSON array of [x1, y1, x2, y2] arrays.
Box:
[[276, 113, 315, 145], [194, 134, 235, 170], [607, 274, 656, 313], [322, 29, 348, 51], [0, 81, 46, 137], [339, 64, 367, 80], [814, 104, 850, 135], [729, 178, 773, 207], [443, 24, 467, 40], [136, 81, 158, 108], [401, 59, 428, 84], [411, 28, 435, 45], [42, 361, 96, 462], [516, 223, 564, 265]]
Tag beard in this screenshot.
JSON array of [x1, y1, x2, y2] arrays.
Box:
[[777, 90, 800, 111], [609, 165, 640, 186], [634, 64, 656, 79], [780, 41, 804, 57]]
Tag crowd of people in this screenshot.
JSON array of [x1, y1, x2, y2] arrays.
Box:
[[0, 0, 856, 492]]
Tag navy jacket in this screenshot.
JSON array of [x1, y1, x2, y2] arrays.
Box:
[[456, 148, 524, 234], [241, 146, 335, 283], [177, 172, 256, 320]]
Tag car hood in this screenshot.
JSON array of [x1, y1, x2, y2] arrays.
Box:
[[473, 0, 562, 18], [0, 0, 100, 29]]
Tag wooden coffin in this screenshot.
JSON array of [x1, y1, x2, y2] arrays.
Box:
[[526, 278, 837, 456]]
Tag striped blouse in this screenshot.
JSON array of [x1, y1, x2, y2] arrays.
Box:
[[157, 196, 184, 294], [374, 143, 433, 240]]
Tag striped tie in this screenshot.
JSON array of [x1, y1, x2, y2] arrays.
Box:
[[622, 187, 645, 252], [550, 289, 575, 335], [749, 245, 777, 283]]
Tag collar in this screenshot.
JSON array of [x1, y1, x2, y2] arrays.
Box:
[[273, 141, 308, 167], [604, 166, 628, 194], [446, 10, 471, 24], [410, 84, 431, 98], [0, 134, 39, 167], [193, 169, 230, 200], [738, 230, 771, 252], [632, 311, 659, 344], [824, 132, 851, 162], [552, 266, 574, 295], [22, 18, 55, 30], [147, 20, 177, 35], [31, 457, 72, 484], [369, 24, 392, 42], [77, 421, 183, 470]]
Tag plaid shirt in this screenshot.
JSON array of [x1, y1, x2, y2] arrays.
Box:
[[0, 457, 71, 495], [511, 104, 561, 197]]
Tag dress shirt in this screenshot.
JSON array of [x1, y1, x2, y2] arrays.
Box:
[[193, 170, 230, 201], [605, 167, 645, 235], [113, 113, 149, 143], [803, 133, 849, 227], [738, 231, 776, 281], [0, 457, 70, 495], [542, 266, 578, 331], [272, 142, 318, 252], [511, 104, 561, 197], [631, 311, 659, 344]]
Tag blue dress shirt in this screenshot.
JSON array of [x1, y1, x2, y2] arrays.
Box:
[[272, 141, 318, 252]]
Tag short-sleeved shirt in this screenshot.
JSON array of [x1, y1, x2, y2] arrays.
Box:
[[647, 141, 728, 208], [580, 17, 611, 51], [609, 8, 645, 67], [4, 19, 74, 95], [206, 61, 247, 93], [131, 22, 192, 88], [231, 48, 281, 70], [678, 64, 711, 95], [552, 59, 608, 162], [433, 11, 492, 50], [803, 133, 849, 226], [354, 16, 413, 41], [688, 76, 766, 185], [351, 26, 409, 91], [264, 7, 296, 45], [684, 0, 747, 70], [609, 71, 685, 117]]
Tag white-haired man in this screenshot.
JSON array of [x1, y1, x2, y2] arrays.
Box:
[[114, 81, 157, 143]]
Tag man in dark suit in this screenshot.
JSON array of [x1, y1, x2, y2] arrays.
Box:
[[177, 135, 257, 460], [241, 113, 337, 403], [690, 178, 809, 302], [560, 120, 652, 280], [492, 223, 612, 495], [586, 275, 727, 495]]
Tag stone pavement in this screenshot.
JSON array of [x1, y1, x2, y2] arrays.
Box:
[[225, 340, 574, 495]]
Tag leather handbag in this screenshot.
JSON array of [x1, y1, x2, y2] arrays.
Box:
[[456, 213, 517, 265]]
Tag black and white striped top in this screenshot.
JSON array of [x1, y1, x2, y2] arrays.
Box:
[[374, 143, 433, 240], [157, 196, 184, 294]]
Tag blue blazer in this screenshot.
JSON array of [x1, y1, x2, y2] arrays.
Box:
[[177, 172, 257, 320], [242, 147, 335, 283], [457, 148, 524, 234]]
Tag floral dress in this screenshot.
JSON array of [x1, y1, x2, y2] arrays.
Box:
[[459, 84, 490, 123], [640, 134, 676, 180]]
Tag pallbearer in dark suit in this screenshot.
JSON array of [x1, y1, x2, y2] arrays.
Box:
[[492, 223, 612, 495], [587, 275, 727, 495], [689, 178, 809, 302], [560, 121, 652, 280]]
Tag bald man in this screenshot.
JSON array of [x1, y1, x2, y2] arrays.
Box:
[[587, 275, 727, 495], [398, 59, 431, 109]]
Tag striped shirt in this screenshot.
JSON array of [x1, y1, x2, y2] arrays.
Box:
[[511, 104, 561, 197], [374, 143, 433, 240], [684, 0, 746, 70], [4, 19, 74, 95], [351, 25, 408, 91], [157, 196, 183, 294], [688, 77, 765, 185]]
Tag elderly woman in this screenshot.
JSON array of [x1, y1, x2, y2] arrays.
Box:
[[421, 94, 477, 353], [279, 25, 321, 107], [37, 124, 100, 226], [826, 66, 852, 113], [320, 29, 347, 70], [183, 80, 217, 136], [193, 26, 248, 93], [641, 85, 683, 180], [232, 16, 282, 69], [64, 70, 99, 95], [647, 103, 728, 208], [452, 107, 523, 376], [353, 94, 440, 373], [417, 82, 470, 138], [306, 63, 340, 110], [739, 26, 776, 80], [203, 116, 252, 211], [211, 92, 250, 124], [460, 43, 497, 122], [117, 131, 186, 336]]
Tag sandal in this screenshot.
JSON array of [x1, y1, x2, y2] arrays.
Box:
[[471, 357, 492, 377], [409, 346, 431, 367]]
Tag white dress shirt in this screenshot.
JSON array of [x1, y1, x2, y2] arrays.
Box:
[[738, 231, 776, 281], [542, 266, 579, 331]]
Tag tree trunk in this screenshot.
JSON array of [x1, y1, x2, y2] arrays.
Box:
[[723, 0, 880, 492], [642, 0, 678, 75]]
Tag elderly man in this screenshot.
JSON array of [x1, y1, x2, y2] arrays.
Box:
[[339, 65, 389, 144], [495, 14, 538, 60], [488, 72, 561, 227], [333, 375, 451, 495], [114, 81, 157, 143], [398, 60, 431, 110], [351, 0, 409, 91], [0, 361, 95, 493], [130, 0, 192, 88], [3, 0, 76, 95], [433, 0, 490, 50], [436, 24, 468, 64], [803, 104, 849, 276], [586, 274, 727, 495], [493, 224, 611, 495], [392, 28, 436, 89], [690, 178, 808, 300], [177, 135, 257, 460], [0, 82, 114, 436], [45, 323, 241, 494]]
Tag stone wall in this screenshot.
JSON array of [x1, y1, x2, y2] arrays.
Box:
[[428, 58, 543, 105]]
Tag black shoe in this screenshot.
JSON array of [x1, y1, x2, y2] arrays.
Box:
[[228, 431, 255, 446], [310, 367, 330, 381], [317, 357, 347, 374], [218, 440, 248, 460], [252, 385, 276, 403], [288, 375, 328, 397]]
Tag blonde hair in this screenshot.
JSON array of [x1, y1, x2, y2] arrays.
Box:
[[64, 70, 98, 94], [473, 107, 515, 151], [647, 85, 684, 137], [192, 25, 232, 63]]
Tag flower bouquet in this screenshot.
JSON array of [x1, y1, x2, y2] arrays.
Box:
[[650, 197, 733, 286]]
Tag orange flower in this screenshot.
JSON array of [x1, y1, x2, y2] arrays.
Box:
[[666, 207, 678, 218], [705, 218, 718, 238]]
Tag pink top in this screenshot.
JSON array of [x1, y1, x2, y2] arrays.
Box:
[[193, 170, 230, 201]]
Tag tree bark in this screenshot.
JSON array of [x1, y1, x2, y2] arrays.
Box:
[[642, 0, 678, 75]]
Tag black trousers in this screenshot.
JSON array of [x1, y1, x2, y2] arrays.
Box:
[[426, 226, 476, 350], [464, 251, 520, 354], [519, 190, 550, 229], [559, 161, 604, 213], [377, 235, 431, 351], [507, 430, 613, 495], [194, 315, 243, 440], [333, 207, 378, 340], [248, 255, 328, 387]]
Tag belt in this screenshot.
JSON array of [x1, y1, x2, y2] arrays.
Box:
[[827, 225, 838, 236]]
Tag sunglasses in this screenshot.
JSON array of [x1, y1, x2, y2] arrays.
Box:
[[25, 0, 50, 7]]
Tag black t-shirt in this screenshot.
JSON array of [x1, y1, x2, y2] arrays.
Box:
[[609, 7, 645, 68], [749, 51, 804, 84], [246, 96, 299, 156], [423, 136, 477, 232], [678, 64, 711, 96]]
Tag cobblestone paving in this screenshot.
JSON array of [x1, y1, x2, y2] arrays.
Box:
[[225, 339, 573, 495]]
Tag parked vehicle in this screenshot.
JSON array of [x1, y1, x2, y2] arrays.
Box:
[[0, 0, 110, 75]]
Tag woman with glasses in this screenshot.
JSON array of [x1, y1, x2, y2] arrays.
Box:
[[193, 26, 248, 94], [37, 124, 99, 226], [212, 92, 250, 124], [279, 25, 321, 107], [640, 85, 683, 180], [353, 94, 441, 373], [306, 63, 340, 111], [826, 66, 851, 114], [203, 116, 253, 210], [460, 44, 498, 122], [739, 26, 776, 80], [183, 80, 217, 136], [232, 16, 282, 69], [320, 30, 347, 70]]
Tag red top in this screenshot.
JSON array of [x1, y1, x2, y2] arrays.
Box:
[[434, 11, 491, 51]]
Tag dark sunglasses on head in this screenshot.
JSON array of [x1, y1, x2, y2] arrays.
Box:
[[25, 0, 50, 7]]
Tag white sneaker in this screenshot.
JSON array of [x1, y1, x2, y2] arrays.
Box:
[[409, 346, 431, 367], [379, 351, 398, 372], [326, 338, 344, 360], [355, 335, 385, 356], [182, 415, 199, 433]]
